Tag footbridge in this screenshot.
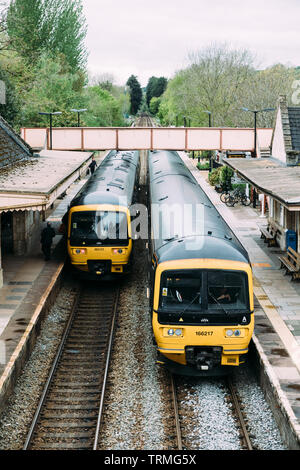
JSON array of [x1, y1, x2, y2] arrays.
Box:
[[21, 126, 273, 155]]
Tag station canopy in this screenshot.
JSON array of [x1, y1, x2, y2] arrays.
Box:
[[224, 157, 300, 210], [0, 150, 93, 213]]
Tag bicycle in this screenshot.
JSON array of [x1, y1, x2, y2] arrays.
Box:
[[225, 190, 251, 207], [219, 185, 232, 203]]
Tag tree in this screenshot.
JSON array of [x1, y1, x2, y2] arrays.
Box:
[[45, 0, 87, 70], [6, 0, 45, 62], [0, 63, 20, 125], [19, 53, 87, 127], [158, 43, 297, 129], [84, 86, 125, 127], [149, 96, 161, 115], [146, 76, 167, 106], [89, 72, 115, 92], [6, 0, 87, 70], [126, 75, 142, 115]]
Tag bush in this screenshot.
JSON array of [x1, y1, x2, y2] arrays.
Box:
[[208, 167, 221, 186], [197, 161, 210, 170]]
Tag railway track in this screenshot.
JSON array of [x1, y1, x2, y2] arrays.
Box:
[[171, 374, 253, 450], [135, 114, 154, 127], [23, 284, 119, 450]]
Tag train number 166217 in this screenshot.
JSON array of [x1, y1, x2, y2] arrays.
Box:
[[196, 331, 213, 336]]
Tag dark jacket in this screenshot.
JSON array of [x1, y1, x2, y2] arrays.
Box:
[[89, 160, 97, 173], [41, 225, 55, 245]]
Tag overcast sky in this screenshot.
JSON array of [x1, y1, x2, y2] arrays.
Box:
[[82, 0, 300, 87]]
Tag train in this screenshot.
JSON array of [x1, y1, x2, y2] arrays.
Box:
[[148, 150, 254, 375], [65, 150, 140, 279]]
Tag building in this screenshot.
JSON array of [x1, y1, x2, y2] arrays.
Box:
[[224, 95, 300, 253]]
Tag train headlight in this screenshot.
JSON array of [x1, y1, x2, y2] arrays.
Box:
[[175, 329, 182, 336], [73, 249, 87, 255], [226, 329, 242, 337], [168, 329, 175, 336], [113, 249, 126, 254], [226, 329, 234, 337]]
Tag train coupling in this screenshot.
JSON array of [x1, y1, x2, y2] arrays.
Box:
[[186, 346, 222, 371]]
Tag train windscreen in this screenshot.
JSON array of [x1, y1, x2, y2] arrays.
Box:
[[159, 269, 249, 315], [70, 211, 129, 246]]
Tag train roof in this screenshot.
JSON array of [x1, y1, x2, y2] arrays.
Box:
[[70, 150, 139, 209], [148, 150, 249, 265]]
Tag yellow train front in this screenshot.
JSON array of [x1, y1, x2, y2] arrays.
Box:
[[148, 150, 254, 375], [67, 150, 139, 279]]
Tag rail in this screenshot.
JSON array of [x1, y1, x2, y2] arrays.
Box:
[[23, 285, 120, 450]]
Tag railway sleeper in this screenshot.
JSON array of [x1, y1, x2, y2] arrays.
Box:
[[39, 421, 97, 428], [45, 404, 100, 410], [42, 411, 98, 419], [34, 431, 94, 439], [45, 396, 100, 403], [33, 442, 93, 449]]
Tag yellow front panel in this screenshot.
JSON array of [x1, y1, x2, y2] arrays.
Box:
[[152, 258, 254, 367], [68, 245, 131, 266], [68, 204, 132, 273]]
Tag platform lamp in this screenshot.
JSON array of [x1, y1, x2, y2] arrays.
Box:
[[202, 110, 212, 128], [202, 110, 213, 170], [39, 111, 62, 150], [241, 107, 275, 157], [70, 108, 87, 127]]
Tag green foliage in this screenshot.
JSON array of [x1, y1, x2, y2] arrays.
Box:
[[126, 75, 142, 115], [0, 2, 127, 130], [19, 53, 87, 127], [232, 183, 246, 193], [7, 0, 87, 70], [219, 165, 233, 185], [208, 167, 221, 186], [146, 76, 167, 106], [149, 96, 161, 115], [197, 161, 210, 170], [157, 44, 297, 128], [0, 64, 21, 125], [84, 86, 125, 127]]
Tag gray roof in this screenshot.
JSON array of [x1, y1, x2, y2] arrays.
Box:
[[288, 107, 300, 151], [223, 157, 300, 208]]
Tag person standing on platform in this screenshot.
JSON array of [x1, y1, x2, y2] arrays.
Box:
[[89, 156, 97, 175], [41, 222, 56, 261]]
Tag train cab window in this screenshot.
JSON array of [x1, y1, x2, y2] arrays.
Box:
[[70, 211, 128, 246], [160, 271, 203, 310], [158, 269, 249, 317], [207, 271, 248, 311]]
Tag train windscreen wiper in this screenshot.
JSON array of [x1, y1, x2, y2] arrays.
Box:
[[178, 291, 202, 318], [209, 291, 230, 316]]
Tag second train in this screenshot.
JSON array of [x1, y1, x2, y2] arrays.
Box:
[[148, 150, 254, 375]]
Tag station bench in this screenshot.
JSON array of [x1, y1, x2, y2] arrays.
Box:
[[278, 246, 300, 281], [259, 222, 279, 247]]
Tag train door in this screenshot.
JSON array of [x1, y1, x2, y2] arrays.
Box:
[[1, 212, 14, 254]]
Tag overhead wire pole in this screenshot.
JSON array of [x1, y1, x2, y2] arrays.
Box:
[[202, 110, 212, 170]]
